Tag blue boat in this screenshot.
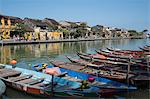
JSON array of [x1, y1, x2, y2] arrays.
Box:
[[32, 62, 137, 96], [0, 64, 101, 98]]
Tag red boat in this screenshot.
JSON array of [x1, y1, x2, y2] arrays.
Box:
[[107, 47, 144, 55]]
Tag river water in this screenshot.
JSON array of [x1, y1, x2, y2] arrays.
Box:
[[0, 38, 150, 99]]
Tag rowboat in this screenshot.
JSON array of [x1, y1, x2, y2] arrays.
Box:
[[49, 59, 150, 88], [97, 49, 149, 63], [66, 56, 150, 75], [139, 47, 150, 52], [66, 56, 135, 81], [99, 49, 145, 59], [77, 52, 129, 65], [96, 49, 141, 59], [0, 80, 6, 96], [0, 64, 103, 98], [107, 47, 150, 55], [32, 62, 137, 96], [48, 59, 139, 88], [107, 47, 144, 55], [66, 56, 104, 69], [97, 50, 149, 68], [66, 56, 150, 87]]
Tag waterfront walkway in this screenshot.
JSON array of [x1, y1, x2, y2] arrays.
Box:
[[0, 37, 145, 45]]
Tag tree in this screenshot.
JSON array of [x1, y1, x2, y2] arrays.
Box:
[[80, 22, 87, 28], [76, 28, 87, 38], [91, 25, 103, 37], [128, 30, 144, 37], [58, 28, 71, 39], [16, 23, 33, 33]]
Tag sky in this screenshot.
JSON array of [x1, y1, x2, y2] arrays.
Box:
[[0, 0, 149, 32]]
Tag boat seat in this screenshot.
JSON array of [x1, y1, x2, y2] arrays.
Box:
[[63, 76, 72, 80], [0, 68, 13, 73], [0, 71, 21, 78], [43, 82, 58, 91], [56, 72, 68, 77], [17, 78, 44, 85], [32, 82, 45, 87], [63, 76, 81, 82], [88, 81, 106, 86], [66, 77, 82, 82], [28, 78, 45, 85], [54, 84, 71, 91], [8, 75, 33, 82]]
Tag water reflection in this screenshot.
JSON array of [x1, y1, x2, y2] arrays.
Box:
[[0, 39, 149, 65]]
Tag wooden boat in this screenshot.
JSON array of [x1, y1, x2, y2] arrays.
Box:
[[58, 58, 134, 82], [32, 62, 137, 95], [98, 49, 149, 63], [66, 56, 133, 77], [77, 52, 129, 65], [96, 50, 142, 59], [32, 64, 82, 82], [66, 56, 105, 69], [48, 59, 149, 88], [107, 47, 150, 55], [0, 64, 103, 98], [66, 56, 150, 85], [139, 47, 150, 52], [66, 56, 135, 73], [0, 79, 6, 96], [99, 49, 144, 59], [97, 50, 150, 68], [78, 51, 150, 71], [107, 47, 144, 55]]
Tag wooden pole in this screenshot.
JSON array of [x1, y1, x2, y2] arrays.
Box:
[[147, 56, 149, 71], [126, 57, 131, 87], [51, 75, 54, 96]]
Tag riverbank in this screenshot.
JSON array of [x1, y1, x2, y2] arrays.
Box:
[[0, 37, 146, 45]]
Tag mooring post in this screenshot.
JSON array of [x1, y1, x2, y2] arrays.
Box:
[[147, 56, 149, 71], [126, 57, 131, 87], [51, 75, 54, 96]]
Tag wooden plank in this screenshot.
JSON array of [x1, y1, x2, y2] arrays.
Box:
[[63, 76, 82, 82], [0, 68, 13, 73], [0, 71, 21, 78], [17, 78, 44, 85], [8, 75, 33, 82]]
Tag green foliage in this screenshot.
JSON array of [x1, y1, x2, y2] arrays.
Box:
[[76, 28, 87, 37], [47, 24, 58, 31], [128, 30, 144, 36], [70, 23, 78, 28], [91, 25, 103, 36], [58, 28, 71, 38], [80, 22, 87, 28], [128, 30, 137, 33], [16, 23, 33, 33]]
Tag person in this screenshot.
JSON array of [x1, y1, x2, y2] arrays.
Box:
[[88, 76, 95, 83], [80, 80, 88, 90]]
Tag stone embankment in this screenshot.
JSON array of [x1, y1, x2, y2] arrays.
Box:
[[0, 36, 146, 45]]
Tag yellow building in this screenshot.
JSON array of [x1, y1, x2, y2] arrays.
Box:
[[0, 15, 17, 40], [48, 32, 63, 40]]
